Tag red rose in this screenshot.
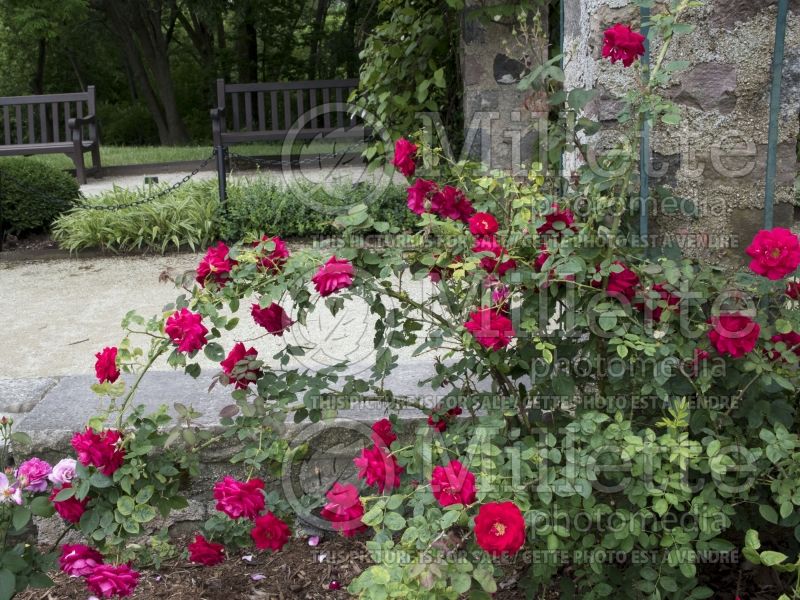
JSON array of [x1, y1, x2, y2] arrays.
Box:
[[602, 24, 646, 67], [407, 178, 437, 215], [371, 418, 397, 448], [592, 261, 640, 302], [746, 228, 800, 280], [537, 204, 576, 236], [188, 534, 225, 566], [708, 313, 760, 358], [427, 406, 462, 433], [786, 281, 800, 300], [465, 307, 515, 350], [85, 564, 139, 598], [320, 482, 366, 537], [312, 256, 354, 297], [213, 476, 265, 520], [430, 185, 474, 223], [196, 241, 236, 287], [253, 235, 290, 273], [220, 342, 261, 389], [71, 428, 125, 476], [474, 501, 526, 556], [472, 237, 516, 277], [250, 511, 291, 551], [165, 308, 209, 353], [769, 332, 800, 361], [646, 283, 680, 322], [468, 212, 499, 237], [251, 302, 293, 336], [391, 138, 418, 177], [431, 460, 476, 507], [50, 484, 88, 523], [354, 444, 403, 492], [94, 347, 120, 384], [59, 544, 103, 577]]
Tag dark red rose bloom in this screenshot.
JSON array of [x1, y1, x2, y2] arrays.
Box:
[[472, 237, 517, 277], [427, 406, 463, 433], [391, 138, 418, 177], [430, 185, 475, 223], [94, 347, 120, 384], [431, 460, 476, 507], [371, 418, 397, 448], [592, 261, 640, 302], [465, 307, 515, 350], [354, 444, 403, 492], [646, 283, 681, 322], [50, 484, 88, 523], [537, 204, 576, 236], [253, 235, 290, 273], [746, 228, 800, 280], [407, 178, 437, 215], [213, 476, 265, 520], [769, 332, 800, 361], [474, 501, 526, 556], [602, 24, 646, 67], [188, 535, 225, 566], [468, 212, 499, 237], [196, 241, 237, 287], [85, 564, 139, 598], [250, 511, 291, 551], [312, 256, 354, 297], [71, 428, 125, 476], [321, 482, 366, 537], [220, 342, 261, 389], [786, 281, 800, 300], [165, 308, 209, 353], [708, 313, 760, 358], [251, 302, 293, 336], [59, 544, 104, 577]]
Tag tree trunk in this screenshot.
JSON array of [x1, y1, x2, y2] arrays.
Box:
[[31, 39, 47, 94], [308, 0, 329, 80]]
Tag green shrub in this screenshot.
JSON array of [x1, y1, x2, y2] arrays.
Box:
[[0, 158, 80, 235], [96, 101, 160, 146], [52, 180, 219, 252]]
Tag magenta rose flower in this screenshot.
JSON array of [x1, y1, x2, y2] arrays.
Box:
[[391, 138, 418, 177], [786, 281, 800, 300], [165, 308, 209, 353], [602, 24, 646, 67], [16, 457, 52, 492], [71, 428, 125, 476], [592, 261, 640, 302], [746, 228, 800, 280], [407, 178, 437, 215], [94, 347, 120, 384], [428, 406, 462, 433], [49, 458, 77, 487], [354, 444, 403, 492], [769, 332, 800, 361], [188, 535, 225, 566], [220, 342, 261, 389], [464, 307, 515, 350], [430, 185, 475, 223], [468, 212, 499, 237], [253, 235, 290, 273], [213, 476, 265, 520], [59, 544, 104, 577], [474, 501, 526, 556], [537, 203, 576, 236], [196, 241, 236, 287], [250, 511, 291, 551], [320, 482, 367, 537], [708, 313, 760, 358], [472, 237, 517, 277], [370, 418, 397, 448], [312, 256, 354, 297], [85, 564, 140, 598], [251, 302, 293, 336], [431, 460, 477, 507], [50, 484, 88, 523]]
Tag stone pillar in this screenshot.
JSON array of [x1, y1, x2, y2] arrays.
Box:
[[563, 0, 800, 264], [461, 1, 549, 172]]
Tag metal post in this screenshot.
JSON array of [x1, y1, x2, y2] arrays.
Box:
[[764, 0, 789, 230], [639, 5, 651, 249], [216, 146, 227, 209]]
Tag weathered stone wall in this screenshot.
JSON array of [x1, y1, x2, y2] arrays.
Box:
[[563, 0, 799, 263]]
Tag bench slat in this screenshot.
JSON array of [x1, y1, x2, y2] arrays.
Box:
[[39, 103, 47, 143], [335, 88, 344, 128], [51, 102, 59, 143], [15, 105, 23, 144], [322, 89, 331, 129], [257, 92, 265, 131], [296, 90, 303, 126], [283, 90, 291, 130], [270, 91, 278, 131], [244, 92, 253, 131], [225, 79, 358, 93], [0, 91, 89, 106], [3, 106, 9, 145], [27, 104, 34, 143], [232, 92, 240, 131], [63, 103, 70, 142]]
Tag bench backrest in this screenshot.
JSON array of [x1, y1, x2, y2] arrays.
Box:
[[214, 78, 361, 144], [0, 86, 96, 146]]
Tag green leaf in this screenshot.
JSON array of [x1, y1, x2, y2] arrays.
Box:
[[759, 504, 779, 524], [760, 551, 788, 566], [11, 506, 31, 531], [54, 487, 75, 502], [744, 529, 761, 550], [203, 342, 225, 361], [383, 511, 406, 531], [473, 567, 497, 593], [132, 504, 157, 523], [89, 472, 113, 488], [452, 573, 471, 594], [0, 569, 15, 600], [661, 113, 681, 125], [29, 495, 55, 518], [567, 88, 597, 111], [9, 431, 31, 446], [117, 495, 135, 517], [135, 486, 155, 504]]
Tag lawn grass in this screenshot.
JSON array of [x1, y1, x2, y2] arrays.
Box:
[[27, 140, 360, 171]]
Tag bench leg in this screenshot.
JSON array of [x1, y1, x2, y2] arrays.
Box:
[[91, 144, 101, 172], [72, 150, 86, 185]]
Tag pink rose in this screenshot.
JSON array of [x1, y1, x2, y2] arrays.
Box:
[[213, 476, 265, 520], [312, 256, 354, 297], [428, 406, 462, 433], [250, 511, 291, 551], [472, 237, 516, 277], [253, 235, 290, 273], [468, 212, 499, 237], [49, 458, 77, 487], [16, 457, 52, 492], [85, 564, 139, 598], [94, 347, 120, 384], [354, 444, 403, 492], [220, 342, 261, 389], [251, 302, 293, 336], [391, 138, 418, 177], [320, 482, 366, 537], [602, 24, 646, 67], [464, 307, 515, 350], [59, 544, 104, 577], [188, 535, 225, 566], [371, 418, 397, 448], [196, 241, 236, 287], [746, 228, 800, 280], [708, 313, 760, 358], [72, 428, 125, 476], [407, 179, 437, 215], [431, 460, 477, 507], [165, 308, 209, 353], [592, 261, 640, 302], [537, 204, 576, 236], [430, 185, 474, 223]]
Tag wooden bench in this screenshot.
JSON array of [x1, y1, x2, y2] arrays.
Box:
[[0, 86, 100, 184]]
